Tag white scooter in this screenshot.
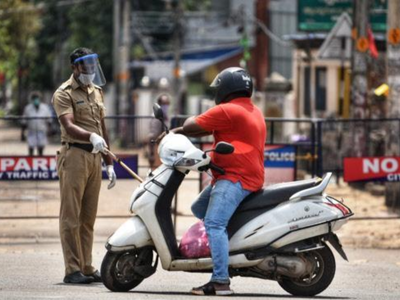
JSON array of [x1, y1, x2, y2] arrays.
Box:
[[101, 104, 353, 296]]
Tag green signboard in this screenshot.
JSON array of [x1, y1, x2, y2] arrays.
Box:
[[298, 0, 387, 32]]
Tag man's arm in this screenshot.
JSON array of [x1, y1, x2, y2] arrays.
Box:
[[59, 113, 92, 141], [182, 116, 212, 137], [60, 113, 111, 161], [155, 116, 211, 143]]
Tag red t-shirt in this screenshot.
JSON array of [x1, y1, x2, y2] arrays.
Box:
[[195, 98, 266, 191]]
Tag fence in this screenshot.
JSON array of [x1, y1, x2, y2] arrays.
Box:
[[171, 115, 318, 178], [1, 115, 400, 221], [4, 114, 400, 180], [316, 118, 400, 176]]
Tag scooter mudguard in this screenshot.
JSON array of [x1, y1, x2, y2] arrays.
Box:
[[105, 216, 154, 252]]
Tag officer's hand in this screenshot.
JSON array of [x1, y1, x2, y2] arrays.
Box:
[[106, 165, 117, 189], [90, 133, 108, 154]]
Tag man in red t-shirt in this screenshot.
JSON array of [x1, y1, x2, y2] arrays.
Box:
[[170, 67, 266, 295]]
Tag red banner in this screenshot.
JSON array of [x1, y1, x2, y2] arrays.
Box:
[[344, 157, 400, 182]]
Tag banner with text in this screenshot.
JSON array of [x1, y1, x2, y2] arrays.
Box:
[[344, 157, 400, 182], [0, 155, 138, 181], [264, 145, 296, 186]]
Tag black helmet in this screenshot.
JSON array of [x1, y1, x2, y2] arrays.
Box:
[[210, 67, 253, 105]]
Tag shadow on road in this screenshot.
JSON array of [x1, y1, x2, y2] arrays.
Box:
[[128, 290, 352, 299]]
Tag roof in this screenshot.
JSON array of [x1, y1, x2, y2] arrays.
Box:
[[130, 46, 243, 80]]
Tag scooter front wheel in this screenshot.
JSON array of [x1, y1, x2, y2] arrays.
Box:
[[101, 248, 154, 292]]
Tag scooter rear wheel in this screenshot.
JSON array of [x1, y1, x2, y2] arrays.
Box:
[[278, 244, 336, 296], [101, 248, 154, 292]]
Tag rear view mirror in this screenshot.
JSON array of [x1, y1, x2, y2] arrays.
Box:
[[152, 103, 169, 134], [153, 103, 164, 121], [215, 142, 234, 154]]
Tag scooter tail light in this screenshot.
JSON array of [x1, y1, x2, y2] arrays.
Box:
[[325, 202, 351, 216]]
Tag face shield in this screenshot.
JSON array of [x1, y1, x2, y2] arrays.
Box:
[[74, 53, 106, 86]]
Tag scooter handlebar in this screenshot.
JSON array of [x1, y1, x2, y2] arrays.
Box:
[[208, 162, 225, 175]]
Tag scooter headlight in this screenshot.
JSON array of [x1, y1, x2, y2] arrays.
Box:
[[159, 148, 184, 166], [174, 157, 202, 167]]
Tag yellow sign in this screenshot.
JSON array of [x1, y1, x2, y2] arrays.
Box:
[[388, 28, 400, 45], [356, 37, 369, 52], [337, 68, 351, 119], [374, 83, 389, 97]]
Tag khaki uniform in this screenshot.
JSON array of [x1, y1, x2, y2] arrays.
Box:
[[52, 75, 106, 276]]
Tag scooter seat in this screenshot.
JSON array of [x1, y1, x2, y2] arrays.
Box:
[[237, 178, 320, 213], [227, 178, 320, 239]]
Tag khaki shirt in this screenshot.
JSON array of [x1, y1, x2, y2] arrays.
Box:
[[52, 75, 106, 144]]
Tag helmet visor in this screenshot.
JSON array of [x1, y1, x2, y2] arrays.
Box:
[[74, 54, 106, 86], [210, 76, 221, 88]]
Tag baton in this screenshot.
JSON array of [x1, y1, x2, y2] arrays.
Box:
[[104, 149, 143, 183]]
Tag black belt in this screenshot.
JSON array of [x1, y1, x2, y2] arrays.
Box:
[[62, 142, 93, 153]]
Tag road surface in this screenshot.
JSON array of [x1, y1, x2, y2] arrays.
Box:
[[0, 242, 399, 300]]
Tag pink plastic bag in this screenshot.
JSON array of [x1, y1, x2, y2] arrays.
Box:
[[179, 220, 211, 258]]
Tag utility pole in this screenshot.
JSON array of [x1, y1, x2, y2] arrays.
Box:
[[254, 0, 268, 92], [113, 0, 120, 118], [385, 0, 400, 208], [113, 0, 131, 139], [350, 0, 369, 156], [120, 0, 131, 116], [172, 0, 183, 115]]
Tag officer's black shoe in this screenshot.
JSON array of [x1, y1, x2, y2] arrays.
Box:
[[63, 271, 94, 284], [88, 270, 102, 282]]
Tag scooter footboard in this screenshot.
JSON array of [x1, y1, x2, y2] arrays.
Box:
[[106, 216, 154, 252]]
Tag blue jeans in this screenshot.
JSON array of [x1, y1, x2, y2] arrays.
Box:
[[191, 180, 251, 284]]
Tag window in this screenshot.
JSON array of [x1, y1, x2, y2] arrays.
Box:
[[304, 66, 311, 116], [315, 67, 327, 111]]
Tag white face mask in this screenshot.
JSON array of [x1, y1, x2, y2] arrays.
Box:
[[78, 73, 95, 86]]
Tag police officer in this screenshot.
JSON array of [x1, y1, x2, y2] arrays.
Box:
[[52, 47, 117, 284]]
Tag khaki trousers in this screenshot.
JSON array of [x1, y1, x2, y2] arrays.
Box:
[[57, 145, 102, 276]]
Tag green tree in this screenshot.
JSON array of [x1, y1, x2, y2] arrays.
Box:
[[67, 1, 113, 82], [29, 0, 113, 89], [28, 0, 67, 91], [0, 0, 40, 112]]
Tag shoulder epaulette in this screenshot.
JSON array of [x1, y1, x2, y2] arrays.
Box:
[[58, 82, 72, 91]]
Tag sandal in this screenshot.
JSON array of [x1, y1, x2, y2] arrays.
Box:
[[191, 281, 234, 296]]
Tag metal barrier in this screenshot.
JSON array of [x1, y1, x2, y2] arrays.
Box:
[[0, 115, 156, 149], [8, 114, 391, 180], [1, 115, 400, 222], [316, 118, 400, 178], [3, 114, 399, 176], [172, 116, 318, 177]]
